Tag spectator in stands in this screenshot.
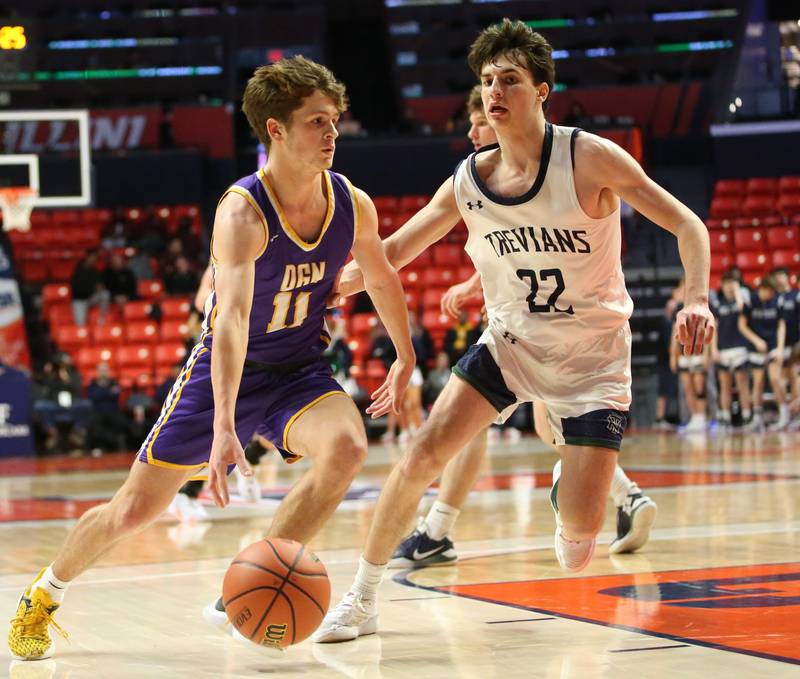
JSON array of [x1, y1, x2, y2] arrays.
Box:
[[444, 310, 475, 366], [324, 313, 353, 377], [164, 255, 199, 295], [31, 357, 91, 454], [70, 251, 110, 327], [409, 311, 434, 374], [86, 361, 127, 454], [563, 101, 590, 128], [369, 320, 396, 371], [125, 375, 156, 448], [424, 351, 451, 408], [155, 363, 182, 407], [739, 278, 790, 430], [103, 253, 138, 305], [176, 217, 204, 263], [127, 248, 154, 282]]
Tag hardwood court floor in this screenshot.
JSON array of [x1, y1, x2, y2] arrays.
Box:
[[1, 429, 798, 678]]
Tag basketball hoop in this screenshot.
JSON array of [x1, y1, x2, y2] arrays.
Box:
[[0, 187, 38, 232]]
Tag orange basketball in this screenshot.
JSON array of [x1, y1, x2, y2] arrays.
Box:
[[222, 538, 331, 648]]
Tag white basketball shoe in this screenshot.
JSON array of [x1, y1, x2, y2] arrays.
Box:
[[312, 590, 378, 643]]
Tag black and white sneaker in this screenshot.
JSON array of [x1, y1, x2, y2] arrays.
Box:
[[609, 489, 657, 554], [388, 520, 457, 568]]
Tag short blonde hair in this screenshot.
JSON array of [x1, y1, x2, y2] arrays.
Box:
[[467, 85, 483, 114], [242, 56, 348, 147]]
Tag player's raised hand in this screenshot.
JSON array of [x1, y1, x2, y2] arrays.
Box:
[[675, 302, 715, 356], [365, 357, 414, 418], [207, 429, 252, 508], [441, 279, 475, 318]]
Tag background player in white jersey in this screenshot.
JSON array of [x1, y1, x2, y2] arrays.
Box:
[[314, 19, 714, 643], [351, 85, 655, 567]]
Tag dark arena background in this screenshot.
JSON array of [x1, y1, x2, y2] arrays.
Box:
[[0, 1, 798, 677]]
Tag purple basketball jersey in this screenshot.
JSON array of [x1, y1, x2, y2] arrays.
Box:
[[201, 168, 357, 363]]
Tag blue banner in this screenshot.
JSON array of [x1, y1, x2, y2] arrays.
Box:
[[0, 362, 33, 457]]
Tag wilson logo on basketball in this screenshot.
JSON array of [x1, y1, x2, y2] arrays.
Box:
[[262, 623, 288, 647], [233, 608, 252, 628]]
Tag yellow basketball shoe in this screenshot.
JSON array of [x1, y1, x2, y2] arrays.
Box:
[[8, 569, 68, 661]]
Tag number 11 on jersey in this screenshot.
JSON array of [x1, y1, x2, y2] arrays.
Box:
[[267, 291, 311, 332]]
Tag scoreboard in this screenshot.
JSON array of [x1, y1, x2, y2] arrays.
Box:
[[0, 19, 35, 84]]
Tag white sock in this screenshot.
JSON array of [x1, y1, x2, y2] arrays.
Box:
[[425, 501, 460, 540], [352, 556, 386, 599], [32, 564, 69, 603], [742, 409, 752, 421], [610, 465, 636, 507], [780, 404, 790, 419], [719, 410, 731, 423]]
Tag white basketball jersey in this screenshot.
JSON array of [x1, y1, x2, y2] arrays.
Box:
[[453, 123, 633, 350]]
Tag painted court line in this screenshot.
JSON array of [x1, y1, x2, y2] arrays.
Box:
[[609, 644, 690, 653]]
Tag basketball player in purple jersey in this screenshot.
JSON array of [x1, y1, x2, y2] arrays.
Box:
[[315, 20, 713, 642], [9, 56, 415, 661]]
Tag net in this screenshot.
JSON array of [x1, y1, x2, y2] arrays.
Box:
[[0, 187, 37, 232]]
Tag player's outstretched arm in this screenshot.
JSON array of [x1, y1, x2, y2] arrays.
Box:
[[207, 192, 265, 507], [335, 176, 461, 301], [441, 271, 482, 318], [587, 134, 715, 355], [350, 187, 416, 418]]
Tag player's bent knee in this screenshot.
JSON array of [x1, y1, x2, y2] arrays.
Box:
[[400, 445, 446, 484], [110, 494, 162, 535], [321, 433, 367, 479]]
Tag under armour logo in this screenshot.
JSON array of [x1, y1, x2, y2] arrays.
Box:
[[270, 234, 279, 243], [466, 200, 483, 210], [502, 331, 517, 344]]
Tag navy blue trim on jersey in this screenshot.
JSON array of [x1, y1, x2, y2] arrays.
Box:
[[452, 343, 517, 413], [452, 159, 466, 188], [570, 128, 582, 170], [468, 122, 554, 206], [561, 408, 628, 451]]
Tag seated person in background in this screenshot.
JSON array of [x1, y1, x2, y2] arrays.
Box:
[[423, 351, 452, 407], [738, 277, 789, 431], [125, 376, 156, 448], [86, 362, 128, 454], [103, 254, 138, 305], [443, 310, 475, 366], [31, 357, 91, 453], [164, 256, 199, 295], [70, 251, 109, 327]]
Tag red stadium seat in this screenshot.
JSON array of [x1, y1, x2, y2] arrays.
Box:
[[77, 346, 117, 372], [117, 345, 154, 371], [161, 297, 192, 319], [705, 218, 728, 231], [743, 195, 776, 217], [398, 195, 429, 212], [161, 320, 189, 342], [92, 324, 125, 346], [735, 251, 768, 274], [399, 270, 422, 289], [123, 301, 153, 323], [714, 179, 746, 197], [29, 211, 51, 229], [709, 272, 722, 290], [766, 226, 799, 250], [422, 288, 446, 310], [421, 309, 452, 349], [46, 304, 74, 326], [422, 268, 457, 287], [377, 214, 399, 235], [746, 177, 778, 195], [155, 342, 187, 368], [778, 193, 800, 217], [42, 283, 71, 305], [372, 196, 399, 214], [54, 325, 90, 354], [432, 243, 463, 268], [51, 210, 81, 226], [732, 217, 756, 229], [732, 229, 766, 252], [772, 250, 800, 268], [350, 313, 378, 335], [49, 259, 77, 282], [137, 279, 164, 301], [347, 337, 370, 365], [406, 250, 433, 270], [709, 197, 742, 219], [457, 265, 476, 282], [708, 230, 733, 253], [778, 176, 800, 194], [118, 368, 154, 391], [126, 321, 160, 344], [710, 253, 734, 274], [404, 289, 421, 311]]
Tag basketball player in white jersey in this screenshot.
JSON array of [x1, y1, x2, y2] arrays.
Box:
[[314, 19, 713, 643], [335, 85, 656, 567]]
